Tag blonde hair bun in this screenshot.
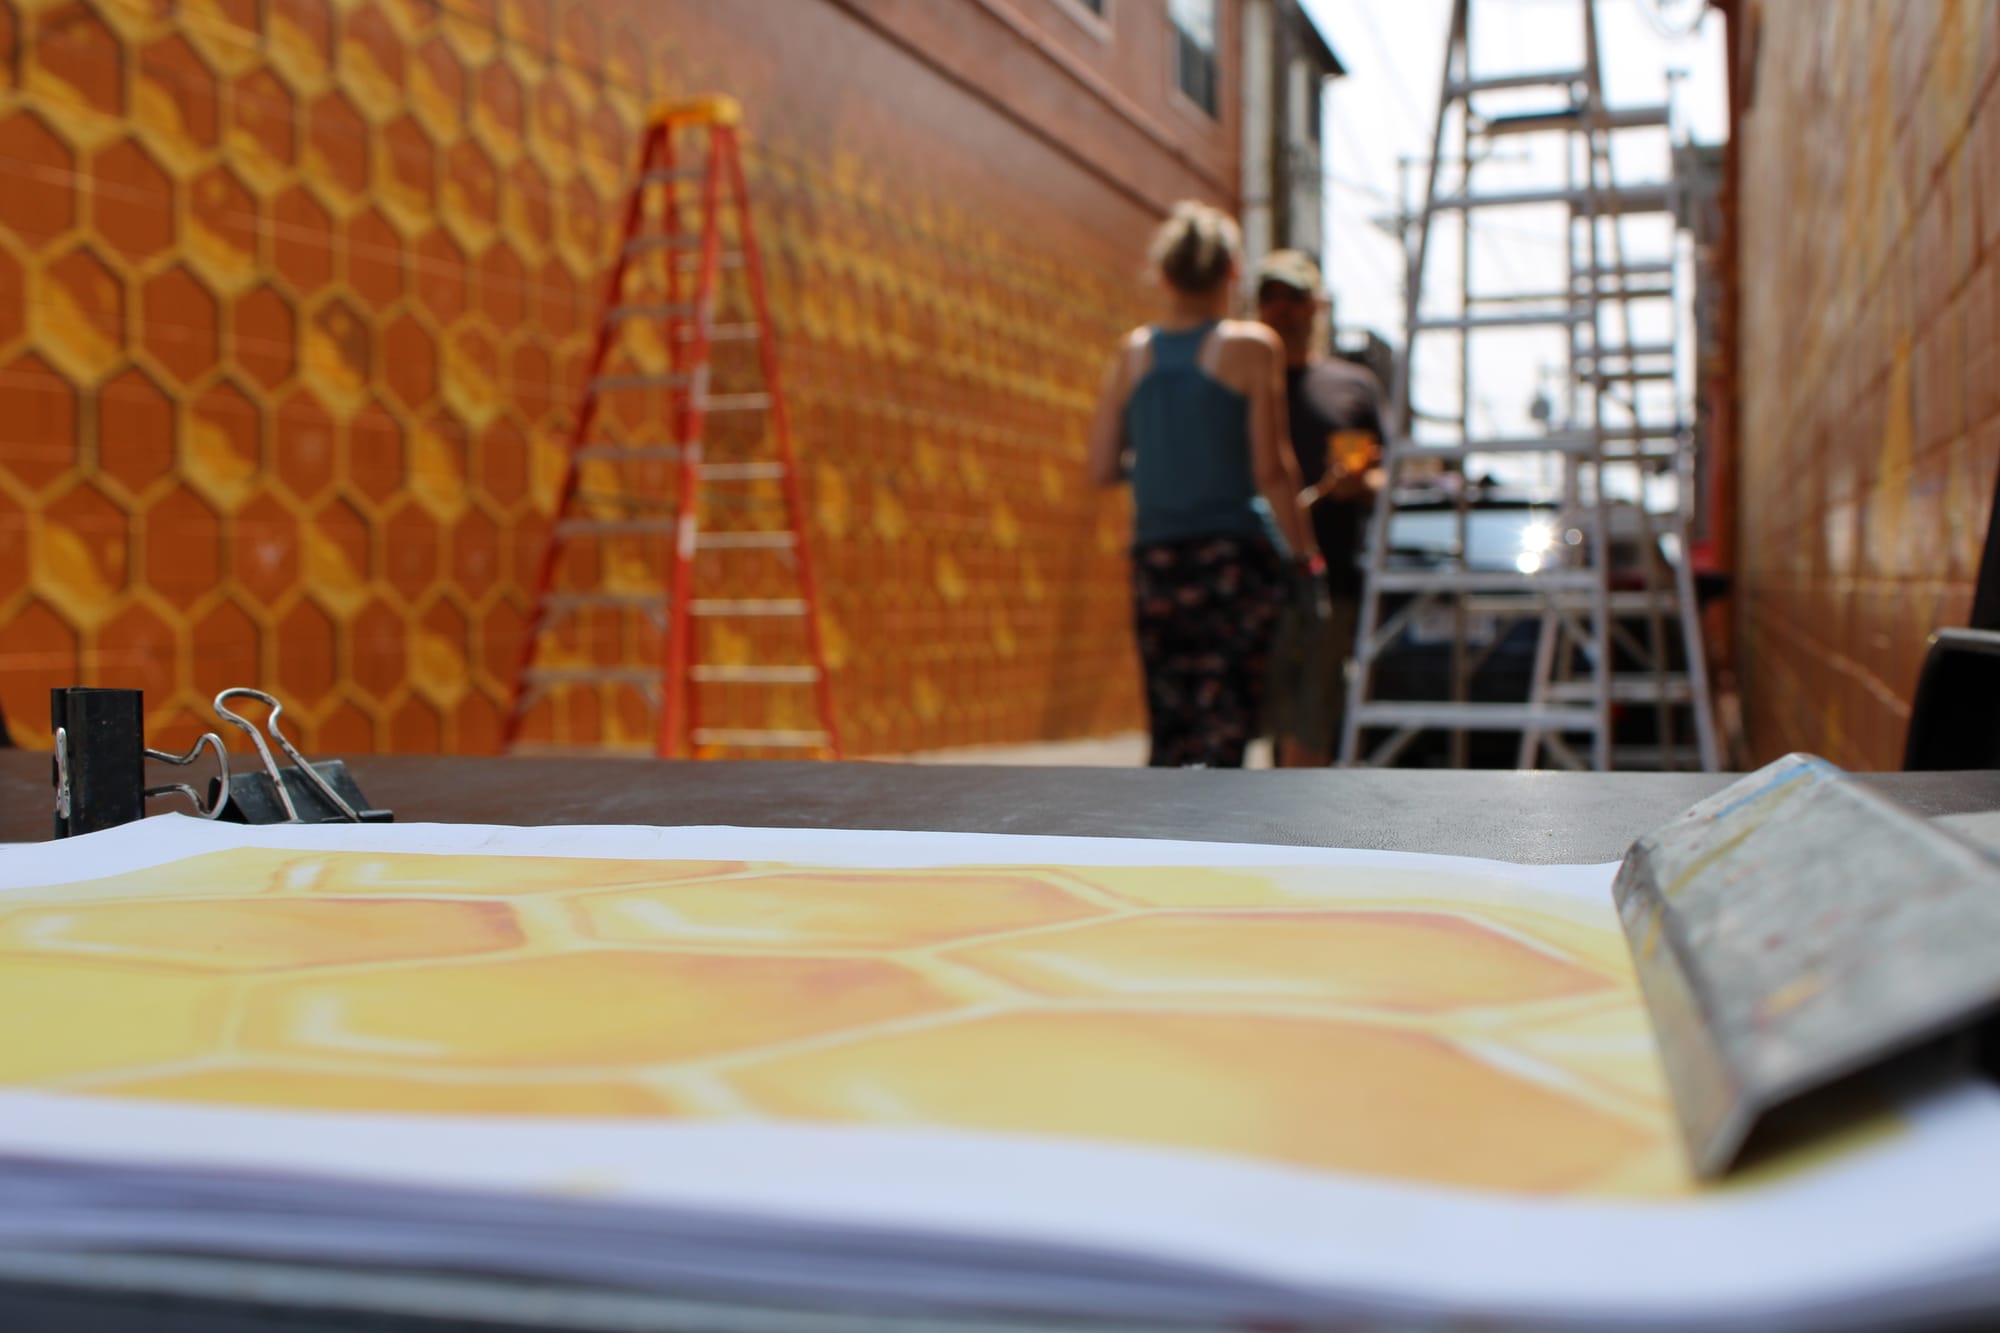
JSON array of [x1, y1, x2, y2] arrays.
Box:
[[1149, 200, 1242, 295]]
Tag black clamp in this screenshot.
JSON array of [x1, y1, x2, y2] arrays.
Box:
[[52, 687, 392, 838]]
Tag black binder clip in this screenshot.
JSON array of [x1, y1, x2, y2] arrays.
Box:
[[53, 687, 231, 838], [51, 686, 393, 837], [210, 689, 393, 825]]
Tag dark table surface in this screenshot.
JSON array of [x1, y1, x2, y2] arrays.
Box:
[[6, 750, 2000, 1332], [7, 749, 2000, 864]]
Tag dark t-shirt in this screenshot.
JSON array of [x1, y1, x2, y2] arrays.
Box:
[[1286, 358, 1384, 597]]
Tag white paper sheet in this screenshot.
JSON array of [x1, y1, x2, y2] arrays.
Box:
[[1, 815, 1996, 1328]]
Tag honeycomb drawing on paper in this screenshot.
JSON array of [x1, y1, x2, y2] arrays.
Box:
[[0, 849, 1680, 1196]]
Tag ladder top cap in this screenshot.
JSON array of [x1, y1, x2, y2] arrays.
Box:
[[654, 94, 742, 127]]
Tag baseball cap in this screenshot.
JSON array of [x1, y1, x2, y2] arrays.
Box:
[[1253, 249, 1323, 296]]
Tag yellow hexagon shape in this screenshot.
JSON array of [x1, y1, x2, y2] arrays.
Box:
[[275, 852, 746, 897], [1073, 864, 1561, 911], [0, 898, 522, 971], [1501, 1001, 1672, 1108], [572, 869, 1104, 952], [1069, 866, 1636, 975], [12, 851, 746, 904], [241, 951, 961, 1068], [89, 1064, 684, 1118], [0, 850, 305, 905], [0, 959, 234, 1084], [949, 910, 1614, 1013], [729, 1010, 1674, 1195]]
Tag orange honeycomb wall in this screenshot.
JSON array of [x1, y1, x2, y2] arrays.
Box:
[[1733, 0, 2000, 768], [0, 0, 1173, 756]]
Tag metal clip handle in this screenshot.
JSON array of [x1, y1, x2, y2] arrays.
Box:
[[143, 731, 232, 820], [212, 688, 363, 823], [54, 726, 69, 823]]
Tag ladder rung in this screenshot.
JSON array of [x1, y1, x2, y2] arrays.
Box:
[[692, 728, 830, 749], [1477, 110, 1589, 139], [1614, 744, 1708, 767], [690, 598, 806, 616], [690, 664, 821, 683], [1588, 368, 1677, 382], [523, 667, 660, 687], [1448, 69, 1587, 96], [1464, 590, 1681, 617], [625, 233, 703, 255], [1413, 308, 1589, 332], [1392, 433, 1597, 461], [1468, 289, 1577, 306], [542, 592, 668, 611], [1600, 454, 1678, 473], [570, 491, 671, 514], [1577, 261, 1675, 278], [1599, 425, 1686, 442], [698, 462, 786, 482], [694, 531, 796, 550], [702, 393, 771, 412], [1431, 183, 1673, 213], [1373, 570, 1599, 594], [589, 373, 691, 396], [1588, 283, 1675, 301], [1482, 103, 1670, 136], [1583, 342, 1677, 360], [678, 323, 761, 342], [1488, 286, 1672, 304], [606, 302, 696, 322], [1549, 676, 1695, 705], [555, 517, 675, 537], [1597, 103, 1671, 130], [1576, 185, 1676, 214], [574, 444, 688, 463], [1352, 701, 1604, 731], [641, 169, 705, 186]]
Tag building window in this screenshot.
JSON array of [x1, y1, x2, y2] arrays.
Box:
[[1297, 58, 1322, 144], [1170, 0, 1218, 116], [1055, 0, 1111, 39]]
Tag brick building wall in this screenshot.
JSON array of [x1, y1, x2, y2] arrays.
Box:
[[0, 0, 1240, 755], [1733, 0, 2000, 769]]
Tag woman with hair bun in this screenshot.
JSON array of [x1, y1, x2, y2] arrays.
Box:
[[1086, 201, 1320, 767]]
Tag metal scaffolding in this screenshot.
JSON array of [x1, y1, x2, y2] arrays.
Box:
[[1338, 0, 1719, 771]]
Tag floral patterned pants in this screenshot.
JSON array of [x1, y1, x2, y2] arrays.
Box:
[[1131, 535, 1285, 768]]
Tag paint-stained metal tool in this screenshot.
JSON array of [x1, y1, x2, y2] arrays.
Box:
[[1615, 753, 2000, 1178]]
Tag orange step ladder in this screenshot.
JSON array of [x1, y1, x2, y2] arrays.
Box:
[[504, 95, 841, 759]]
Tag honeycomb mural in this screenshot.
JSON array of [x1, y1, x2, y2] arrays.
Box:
[[0, 848, 1681, 1197], [0, 0, 1154, 756], [1732, 0, 2000, 768]]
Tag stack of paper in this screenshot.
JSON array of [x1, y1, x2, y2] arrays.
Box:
[[1, 818, 1997, 1328]]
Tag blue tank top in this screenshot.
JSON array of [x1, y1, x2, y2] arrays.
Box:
[[1124, 322, 1273, 548]]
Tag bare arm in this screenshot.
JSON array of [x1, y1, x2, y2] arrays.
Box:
[[1085, 334, 1139, 489], [1246, 334, 1319, 562]]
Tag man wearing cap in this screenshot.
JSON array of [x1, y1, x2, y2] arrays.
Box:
[[1254, 250, 1386, 767]]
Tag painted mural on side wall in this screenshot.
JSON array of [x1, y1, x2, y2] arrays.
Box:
[[0, 0, 1159, 756], [1733, 0, 2000, 769]]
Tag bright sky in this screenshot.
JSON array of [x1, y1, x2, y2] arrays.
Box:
[[1300, 0, 1727, 472]]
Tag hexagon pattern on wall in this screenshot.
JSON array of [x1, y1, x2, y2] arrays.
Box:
[[0, 0, 1146, 756]]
